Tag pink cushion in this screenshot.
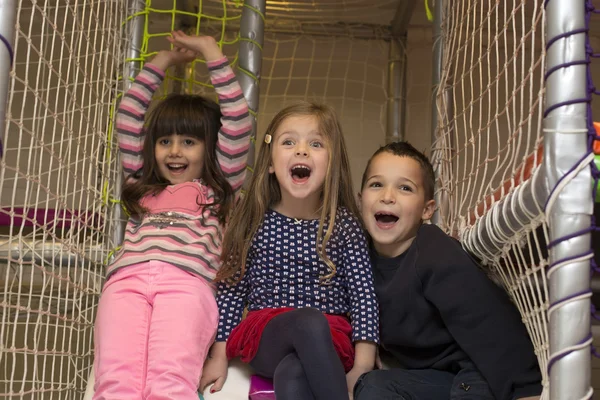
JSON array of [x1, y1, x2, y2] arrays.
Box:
[[249, 375, 275, 400]]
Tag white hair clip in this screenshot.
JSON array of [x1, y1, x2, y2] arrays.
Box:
[[264, 134, 272, 144]]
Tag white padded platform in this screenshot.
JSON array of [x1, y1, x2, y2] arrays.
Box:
[[83, 359, 253, 400]]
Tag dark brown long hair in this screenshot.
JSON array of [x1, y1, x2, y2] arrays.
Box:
[[121, 94, 234, 224], [217, 101, 360, 282]]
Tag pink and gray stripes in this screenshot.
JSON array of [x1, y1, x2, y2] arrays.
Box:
[[108, 57, 252, 285]]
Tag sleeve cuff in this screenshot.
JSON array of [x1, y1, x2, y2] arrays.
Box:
[[512, 383, 543, 400], [143, 63, 166, 77], [206, 56, 230, 70]]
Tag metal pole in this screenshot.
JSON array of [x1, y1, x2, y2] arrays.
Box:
[[386, 37, 407, 143], [0, 0, 17, 159], [430, 0, 445, 225], [386, 0, 415, 144], [111, 0, 145, 248], [237, 0, 266, 187], [544, 0, 593, 398]]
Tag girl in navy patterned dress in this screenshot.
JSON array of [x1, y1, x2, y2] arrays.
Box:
[[200, 102, 379, 400]]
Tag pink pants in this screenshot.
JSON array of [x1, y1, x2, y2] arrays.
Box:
[[93, 260, 218, 400]]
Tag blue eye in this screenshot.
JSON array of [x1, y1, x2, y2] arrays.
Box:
[[282, 139, 294, 146], [311, 141, 323, 148]]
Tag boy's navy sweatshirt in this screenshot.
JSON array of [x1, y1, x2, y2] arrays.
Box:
[[372, 224, 542, 400]]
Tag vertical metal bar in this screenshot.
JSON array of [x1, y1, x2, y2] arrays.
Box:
[[386, 37, 407, 143], [237, 0, 266, 186], [544, 0, 593, 398], [111, 0, 145, 248], [0, 0, 17, 159], [430, 0, 445, 225], [172, 0, 196, 94]]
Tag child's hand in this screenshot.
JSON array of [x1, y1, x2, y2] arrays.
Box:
[[346, 365, 372, 399], [149, 47, 196, 71], [167, 31, 224, 62], [200, 342, 229, 393], [375, 348, 383, 369], [200, 356, 228, 393]]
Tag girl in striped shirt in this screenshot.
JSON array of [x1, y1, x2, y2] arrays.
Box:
[[93, 32, 251, 400]]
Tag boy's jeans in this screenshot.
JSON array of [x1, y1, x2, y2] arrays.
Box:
[[354, 361, 495, 400]]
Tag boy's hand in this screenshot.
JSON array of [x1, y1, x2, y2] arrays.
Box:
[[167, 31, 224, 62], [148, 47, 196, 71]]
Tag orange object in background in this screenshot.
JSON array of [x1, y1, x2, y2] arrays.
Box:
[[594, 122, 600, 154]]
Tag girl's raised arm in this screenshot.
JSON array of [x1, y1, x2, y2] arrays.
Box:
[[116, 64, 163, 178], [168, 32, 252, 199], [208, 58, 252, 199]]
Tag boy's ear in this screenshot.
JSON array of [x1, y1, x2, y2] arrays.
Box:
[[422, 199, 436, 221]]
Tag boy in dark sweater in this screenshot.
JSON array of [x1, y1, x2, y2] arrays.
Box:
[[354, 142, 542, 400]]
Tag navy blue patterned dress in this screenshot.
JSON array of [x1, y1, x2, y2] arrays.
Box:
[[216, 207, 380, 347]]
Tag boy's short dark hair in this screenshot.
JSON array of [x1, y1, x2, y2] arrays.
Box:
[[361, 141, 435, 201]]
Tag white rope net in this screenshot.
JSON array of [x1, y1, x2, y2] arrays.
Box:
[[258, 32, 389, 188], [432, 0, 549, 390], [1, 0, 393, 398], [146, 0, 392, 189], [0, 0, 126, 397]]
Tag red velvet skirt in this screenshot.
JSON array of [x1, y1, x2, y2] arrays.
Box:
[[225, 307, 355, 372]]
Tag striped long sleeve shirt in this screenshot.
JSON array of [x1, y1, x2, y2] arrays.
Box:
[[107, 58, 252, 285]]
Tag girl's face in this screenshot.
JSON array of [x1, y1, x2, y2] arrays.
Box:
[[269, 114, 329, 208], [154, 133, 205, 185]]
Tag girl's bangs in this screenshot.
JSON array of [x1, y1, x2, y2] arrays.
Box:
[[151, 98, 207, 140]]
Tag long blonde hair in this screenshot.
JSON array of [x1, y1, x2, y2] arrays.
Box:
[[217, 101, 360, 282]]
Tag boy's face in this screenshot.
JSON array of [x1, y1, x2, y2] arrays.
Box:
[[359, 152, 435, 258]]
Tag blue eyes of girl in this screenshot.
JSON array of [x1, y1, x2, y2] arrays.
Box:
[[282, 139, 323, 148]]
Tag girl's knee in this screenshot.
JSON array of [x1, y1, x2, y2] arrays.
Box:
[[274, 353, 304, 381], [293, 308, 330, 337]]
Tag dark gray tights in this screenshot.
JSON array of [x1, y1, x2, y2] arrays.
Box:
[[249, 308, 349, 400]]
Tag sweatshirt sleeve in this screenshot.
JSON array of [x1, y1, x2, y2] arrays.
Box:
[[116, 63, 165, 178], [206, 57, 252, 200], [216, 270, 250, 341], [418, 228, 542, 400]]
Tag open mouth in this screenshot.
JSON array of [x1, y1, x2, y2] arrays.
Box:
[[290, 164, 311, 183], [167, 163, 188, 174], [375, 212, 399, 225]]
